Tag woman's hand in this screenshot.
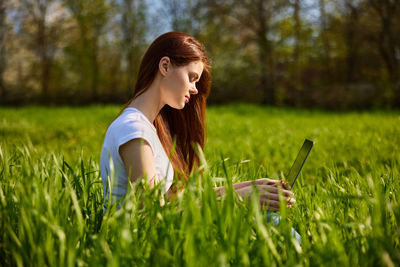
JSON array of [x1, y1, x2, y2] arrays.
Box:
[[233, 178, 287, 190], [215, 178, 295, 211], [236, 179, 295, 211]]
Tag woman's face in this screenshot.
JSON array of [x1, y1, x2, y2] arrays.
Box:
[[160, 59, 204, 109]]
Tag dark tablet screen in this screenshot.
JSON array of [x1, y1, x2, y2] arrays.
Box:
[[286, 139, 314, 189]]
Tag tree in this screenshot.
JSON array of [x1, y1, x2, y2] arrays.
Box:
[[119, 0, 147, 98], [18, 0, 65, 101], [318, 0, 332, 79], [162, 0, 201, 34], [225, 0, 283, 104], [0, 0, 7, 103], [64, 0, 110, 101], [343, 0, 363, 85], [291, 0, 301, 91], [368, 0, 400, 105]]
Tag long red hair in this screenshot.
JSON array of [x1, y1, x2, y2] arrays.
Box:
[[122, 32, 211, 181]]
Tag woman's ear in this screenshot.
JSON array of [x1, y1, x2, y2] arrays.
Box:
[[159, 57, 170, 77]]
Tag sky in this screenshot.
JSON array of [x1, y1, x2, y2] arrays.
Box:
[[145, 0, 322, 41], [145, 0, 172, 41]]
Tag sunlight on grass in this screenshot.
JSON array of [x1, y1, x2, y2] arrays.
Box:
[[0, 104, 399, 265]]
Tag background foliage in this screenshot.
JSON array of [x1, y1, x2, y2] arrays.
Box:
[[1, 0, 400, 108]]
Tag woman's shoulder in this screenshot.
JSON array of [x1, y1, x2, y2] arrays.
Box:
[[103, 108, 163, 161], [111, 108, 154, 131], [105, 108, 156, 144]]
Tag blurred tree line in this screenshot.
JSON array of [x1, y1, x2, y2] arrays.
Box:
[[0, 0, 399, 108]]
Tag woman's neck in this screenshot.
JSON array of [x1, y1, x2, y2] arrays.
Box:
[[128, 78, 165, 124]]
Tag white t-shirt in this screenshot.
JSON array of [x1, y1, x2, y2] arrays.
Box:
[[100, 107, 174, 207]]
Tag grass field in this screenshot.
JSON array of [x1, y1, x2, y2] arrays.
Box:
[[0, 104, 399, 266]]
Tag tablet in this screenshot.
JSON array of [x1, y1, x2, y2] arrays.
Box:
[[286, 139, 314, 189]]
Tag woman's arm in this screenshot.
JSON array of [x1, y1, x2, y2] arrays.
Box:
[[214, 178, 288, 196], [214, 178, 295, 211], [119, 140, 294, 210], [119, 138, 159, 188]]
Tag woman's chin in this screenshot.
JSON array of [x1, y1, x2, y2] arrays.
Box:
[[168, 102, 186, 110]]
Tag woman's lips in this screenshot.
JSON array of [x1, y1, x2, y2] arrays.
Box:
[[185, 96, 190, 103]]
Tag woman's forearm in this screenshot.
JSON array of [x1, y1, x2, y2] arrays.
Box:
[[214, 181, 254, 198]]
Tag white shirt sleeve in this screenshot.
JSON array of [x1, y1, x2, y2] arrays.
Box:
[[100, 108, 173, 209], [116, 120, 154, 151], [112, 116, 156, 163]]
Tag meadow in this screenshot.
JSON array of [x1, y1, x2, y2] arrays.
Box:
[[0, 104, 399, 266]]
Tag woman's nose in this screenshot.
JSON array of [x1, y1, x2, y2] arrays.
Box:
[[190, 86, 198, 95]]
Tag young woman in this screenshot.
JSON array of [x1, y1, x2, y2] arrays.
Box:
[[100, 32, 295, 210]]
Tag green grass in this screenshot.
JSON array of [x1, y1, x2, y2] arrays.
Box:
[[0, 103, 399, 266]]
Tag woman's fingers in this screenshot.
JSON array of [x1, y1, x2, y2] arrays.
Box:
[[236, 179, 290, 191], [258, 185, 296, 207], [260, 197, 296, 211], [255, 178, 280, 185], [233, 180, 253, 190], [259, 190, 296, 204], [235, 183, 296, 210], [234, 179, 279, 189], [261, 192, 280, 201], [256, 178, 291, 190], [260, 199, 280, 211], [237, 184, 295, 199], [281, 181, 291, 190], [257, 184, 294, 197]]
